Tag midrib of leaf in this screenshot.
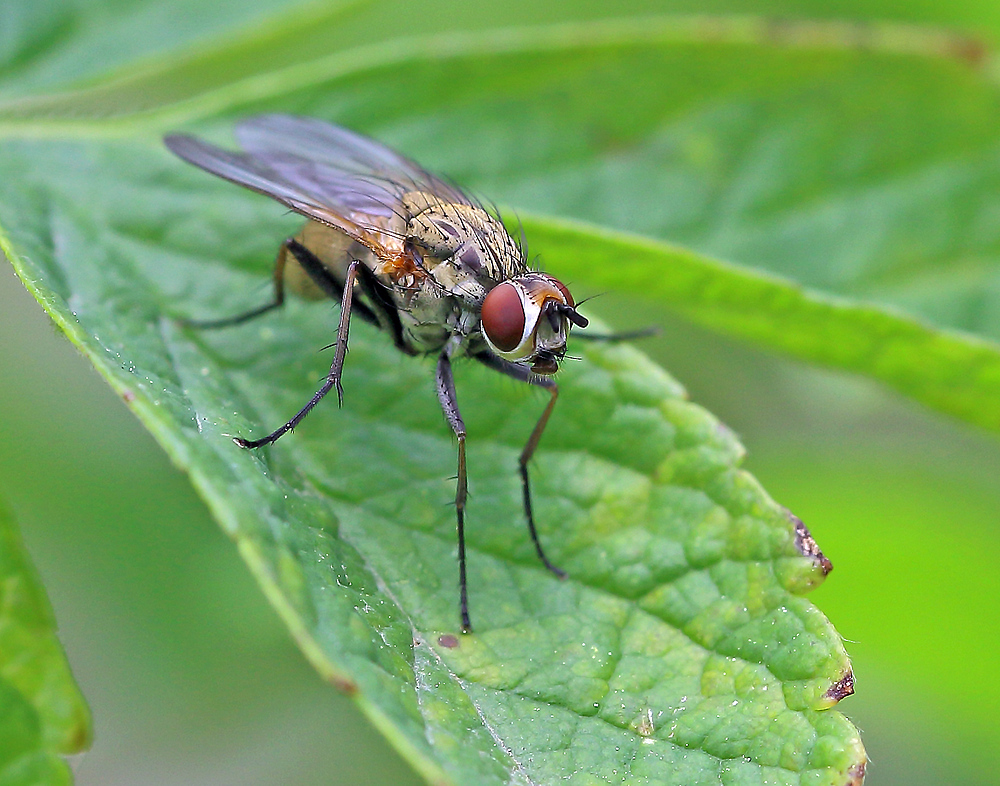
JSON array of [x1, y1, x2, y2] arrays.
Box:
[[0, 14, 992, 133]]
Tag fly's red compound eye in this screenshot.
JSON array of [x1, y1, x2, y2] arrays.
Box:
[[481, 282, 526, 353]]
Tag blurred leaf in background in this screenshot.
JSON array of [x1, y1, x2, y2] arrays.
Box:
[[1, 0, 999, 784], [0, 499, 89, 785]]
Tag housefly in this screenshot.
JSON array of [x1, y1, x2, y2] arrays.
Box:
[[165, 115, 590, 632]]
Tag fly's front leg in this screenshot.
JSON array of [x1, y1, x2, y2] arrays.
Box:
[[436, 341, 472, 632], [235, 259, 362, 449], [518, 383, 565, 578], [574, 326, 659, 342], [473, 352, 566, 579]]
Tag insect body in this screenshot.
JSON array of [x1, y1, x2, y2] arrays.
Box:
[[165, 115, 589, 631]]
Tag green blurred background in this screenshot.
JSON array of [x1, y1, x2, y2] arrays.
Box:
[[2, 0, 1000, 783], [3, 259, 998, 785]]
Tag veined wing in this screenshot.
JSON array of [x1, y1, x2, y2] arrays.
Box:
[[234, 115, 475, 209], [164, 129, 407, 257]]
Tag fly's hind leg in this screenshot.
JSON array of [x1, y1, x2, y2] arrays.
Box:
[[473, 351, 567, 580], [182, 238, 379, 329], [180, 239, 293, 329]]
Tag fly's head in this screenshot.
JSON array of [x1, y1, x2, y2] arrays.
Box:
[[480, 273, 588, 375]]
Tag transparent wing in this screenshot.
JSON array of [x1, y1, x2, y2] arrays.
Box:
[[165, 123, 428, 255], [234, 115, 475, 208]]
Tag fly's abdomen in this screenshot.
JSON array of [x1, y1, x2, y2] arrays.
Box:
[[287, 221, 374, 300]]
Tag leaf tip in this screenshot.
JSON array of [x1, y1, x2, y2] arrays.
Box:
[[846, 761, 867, 786], [790, 512, 833, 575], [822, 668, 856, 705]]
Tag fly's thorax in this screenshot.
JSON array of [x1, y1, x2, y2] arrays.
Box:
[[480, 273, 587, 375], [395, 283, 476, 356], [401, 191, 524, 282]]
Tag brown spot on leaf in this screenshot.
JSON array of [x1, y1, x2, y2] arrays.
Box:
[[68, 720, 91, 753], [438, 634, 459, 649], [846, 761, 867, 785], [947, 35, 989, 68], [328, 675, 358, 695], [122, 390, 136, 403], [790, 512, 833, 574], [825, 670, 855, 703]]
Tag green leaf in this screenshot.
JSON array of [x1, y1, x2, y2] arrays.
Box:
[[0, 2, 896, 783], [0, 498, 90, 786], [526, 216, 1000, 432]]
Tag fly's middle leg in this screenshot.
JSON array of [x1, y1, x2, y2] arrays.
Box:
[[516, 381, 566, 579], [436, 343, 472, 632]]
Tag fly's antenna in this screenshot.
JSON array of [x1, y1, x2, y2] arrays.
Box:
[[560, 303, 589, 328], [542, 299, 590, 329]]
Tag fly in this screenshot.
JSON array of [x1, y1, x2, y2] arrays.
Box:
[[165, 115, 590, 632]]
